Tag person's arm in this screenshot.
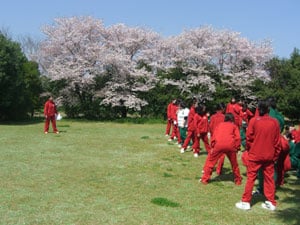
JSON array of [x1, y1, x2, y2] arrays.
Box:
[[246, 118, 255, 151], [44, 102, 48, 118]]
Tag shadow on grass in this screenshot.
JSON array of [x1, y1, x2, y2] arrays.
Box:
[[245, 171, 300, 225], [273, 173, 300, 225], [0, 117, 44, 125]]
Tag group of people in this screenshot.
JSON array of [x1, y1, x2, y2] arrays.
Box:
[[165, 96, 300, 211]]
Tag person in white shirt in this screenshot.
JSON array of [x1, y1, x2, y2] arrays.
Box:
[[177, 101, 190, 148]]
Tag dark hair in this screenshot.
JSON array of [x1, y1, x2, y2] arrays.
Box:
[[224, 113, 235, 122], [215, 102, 225, 111], [176, 99, 182, 105], [180, 101, 186, 108], [267, 96, 277, 109], [196, 104, 206, 116], [258, 100, 269, 116]]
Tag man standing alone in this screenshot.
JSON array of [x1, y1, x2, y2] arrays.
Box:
[[44, 96, 59, 134]]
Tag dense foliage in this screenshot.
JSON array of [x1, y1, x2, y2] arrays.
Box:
[[0, 33, 42, 120], [252, 49, 300, 121]]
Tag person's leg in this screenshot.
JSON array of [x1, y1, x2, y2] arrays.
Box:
[[51, 116, 58, 133], [177, 127, 182, 145], [192, 136, 200, 155], [226, 151, 242, 184], [181, 129, 193, 150], [256, 168, 264, 194], [180, 127, 187, 144], [262, 162, 277, 206], [216, 154, 226, 175], [241, 161, 261, 203], [44, 117, 50, 133], [201, 150, 222, 183], [165, 119, 172, 135], [201, 133, 211, 152]]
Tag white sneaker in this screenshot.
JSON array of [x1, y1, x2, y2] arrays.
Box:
[[178, 144, 182, 148], [165, 134, 169, 137], [168, 138, 172, 142], [235, 201, 251, 210], [180, 148, 185, 153], [261, 201, 276, 211], [194, 153, 199, 158]]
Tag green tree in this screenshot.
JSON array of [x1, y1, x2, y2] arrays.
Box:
[[0, 33, 42, 120], [253, 48, 300, 121]]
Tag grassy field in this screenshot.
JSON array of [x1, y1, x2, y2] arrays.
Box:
[[0, 119, 299, 225]]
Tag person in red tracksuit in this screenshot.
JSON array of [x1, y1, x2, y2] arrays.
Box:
[[241, 103, 254, 125], [180, 97, 197, 153], [200, 113, 242, 185], [276, 134, 291, 187], [236, 100, 281, 211], [226, 97, 242, 128], [44, 96, 59, 134], [193, 104, 210, 158], [208, 103, 226, 175], [168, 99, 179, 141], [165, 99, 176, 136]]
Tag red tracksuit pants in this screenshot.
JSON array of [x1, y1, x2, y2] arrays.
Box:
[[170, 124, 181, 142], [242, 160, 276, 206], [182, 129, 196, 150], [203, 153, 225, 175], [276, 150, 291, 186], [165, 119, 172, 135], [44, 115, 58, 133], [202, 149, 242, 184], [193, 133, 210, 154]]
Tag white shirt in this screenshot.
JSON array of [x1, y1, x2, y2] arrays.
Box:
[[177, 108, 190, 128]]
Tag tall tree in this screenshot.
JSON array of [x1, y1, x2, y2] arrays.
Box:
[[38, 17, 160, 117], [0, 32, 41, 120], [254, 48, 300, 121]]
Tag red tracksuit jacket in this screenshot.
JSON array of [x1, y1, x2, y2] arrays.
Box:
[[167, 102, 173, 119], [209, 111, 225, 136], [187, 106, 196, 131], [194, 113, 209, 135], [44, 100, 57, 117], [211, 121, 241, 151], [246, 115, 281, 162], [170, 103, 178, 122], [226, 102, 242, 126], [241, 109, 254, 124]]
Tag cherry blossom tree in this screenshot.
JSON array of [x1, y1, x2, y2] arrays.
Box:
[[99, 23, 161, 113], [37, 17, 161, 116], [144, 26, 273, 102], [37, 17, 273, 117]]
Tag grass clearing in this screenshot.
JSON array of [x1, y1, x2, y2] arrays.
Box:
[[0, 120, 299, 225]]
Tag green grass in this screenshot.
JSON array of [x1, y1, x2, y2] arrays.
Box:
[[0, 120, 299, 225]]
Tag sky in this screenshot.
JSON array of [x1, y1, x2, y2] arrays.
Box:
[[1, 0, 299, 58]]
